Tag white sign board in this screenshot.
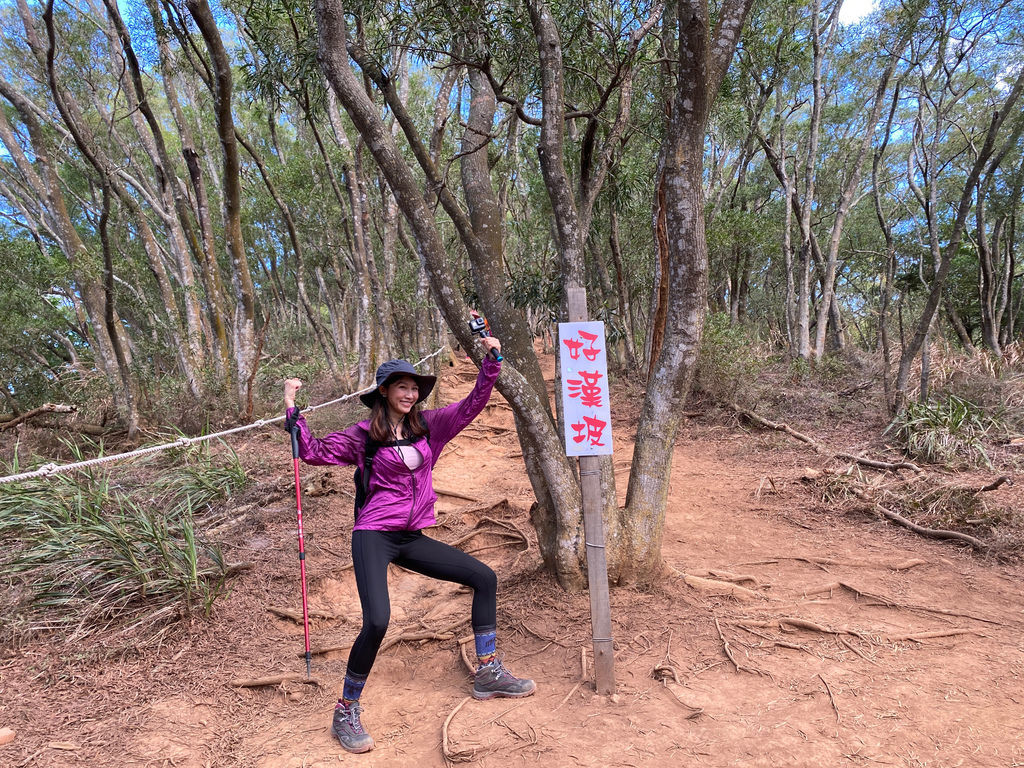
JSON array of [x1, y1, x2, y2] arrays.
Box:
[[558, 321, 614, 456]]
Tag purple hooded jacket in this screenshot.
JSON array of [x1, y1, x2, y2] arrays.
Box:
[[288, 356, 500, 531]]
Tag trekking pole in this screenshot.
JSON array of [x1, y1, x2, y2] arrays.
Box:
[[288, 422, 313, 678], [469, 315, 503, 361]]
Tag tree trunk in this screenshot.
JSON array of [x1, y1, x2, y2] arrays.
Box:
[[314, 0, 584, 586], [186, 0, 259, 414], [623, 0, 754, 583]]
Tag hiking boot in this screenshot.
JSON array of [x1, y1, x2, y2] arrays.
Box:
[[331, 702, 374, 753], [472, 659, 536, 700]]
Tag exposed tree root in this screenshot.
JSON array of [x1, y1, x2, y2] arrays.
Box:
[[801, 580, 1009, 627], [714, 615, 770, 678], [818, 674, 840, 723], [848, 487, 988, 551], [229, 674, 321, 688], [266, 606, 338, 623], [310, 616, 469, 657], [734, 616, 871, 643], [457, 636, 476, 675], [649, 630, 705, 717], [737, 556, 928, 571], [434, 486, 481, 503], [886, 629, 979, 642], [669, 565, 764, 601], [702, 570, 760, 586], [727, 402, 921, 472], [441, 696, 477, 764]]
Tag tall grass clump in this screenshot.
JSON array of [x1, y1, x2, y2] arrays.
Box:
[[0, 444, 248, 643], [887, 394, 995, 468]]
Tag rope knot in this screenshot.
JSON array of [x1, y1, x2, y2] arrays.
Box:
[[253, 419, 266, 428], [39, 463, 59, 475], [175, 437, 191, 447]]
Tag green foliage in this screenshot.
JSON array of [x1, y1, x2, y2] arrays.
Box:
[[887, 394, 995, 468], [506, 262, 562, 322], [0, 443, 248, 642], [695, 313, 767, 404]]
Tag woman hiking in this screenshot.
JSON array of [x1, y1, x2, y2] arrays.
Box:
[[283, 336, 535, 754]]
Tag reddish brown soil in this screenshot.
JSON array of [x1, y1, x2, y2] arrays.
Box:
[[3, 353, 1024, 768]]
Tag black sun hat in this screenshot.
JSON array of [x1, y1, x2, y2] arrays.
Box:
[[359, 359, 437, 407]]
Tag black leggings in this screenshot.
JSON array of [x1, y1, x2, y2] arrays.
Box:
[[346, 529, 497, 676]]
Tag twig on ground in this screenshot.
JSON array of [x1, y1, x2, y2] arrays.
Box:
[[553, 681, 583, 712], [818, 674, 840, 723]]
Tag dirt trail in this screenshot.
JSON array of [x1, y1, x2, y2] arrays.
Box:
[[3, 356, 1024, 768]]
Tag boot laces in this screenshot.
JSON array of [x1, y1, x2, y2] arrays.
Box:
[[341, 702, 365, 733]]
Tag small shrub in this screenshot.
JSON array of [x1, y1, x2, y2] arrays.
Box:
[[696, 313, 767, 405], [887, 394, 994, 468]]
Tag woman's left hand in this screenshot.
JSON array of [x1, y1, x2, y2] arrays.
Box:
[[480, 336, 501, 356]]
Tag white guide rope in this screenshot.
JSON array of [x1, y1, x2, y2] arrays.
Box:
[[0, 347, 448, 485]]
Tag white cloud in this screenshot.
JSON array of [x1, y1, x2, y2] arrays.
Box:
[[839, 0, 877, 25]]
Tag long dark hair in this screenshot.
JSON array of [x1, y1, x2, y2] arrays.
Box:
[[368, 399, 428, 443]]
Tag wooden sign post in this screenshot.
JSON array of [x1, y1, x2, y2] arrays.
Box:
[[558, 317, 615, 695]]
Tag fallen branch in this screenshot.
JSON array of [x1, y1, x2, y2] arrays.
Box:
[[849, 487, 988, 551], [728, 403, 920, 472], [230, 674, 320, 688], [0, 403, 76, 431]]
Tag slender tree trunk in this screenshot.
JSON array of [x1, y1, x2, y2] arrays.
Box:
[[238, 132, 343, 380], [895, 70, 1024, 401], [146, 0, 230, 382], [186, 0, 260, 414], [609, 205, 638, 369]]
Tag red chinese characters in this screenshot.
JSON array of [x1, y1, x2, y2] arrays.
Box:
[[570, 415, 608, 447], [562, 330, 601, 362], [566, 370, 605, 408]]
